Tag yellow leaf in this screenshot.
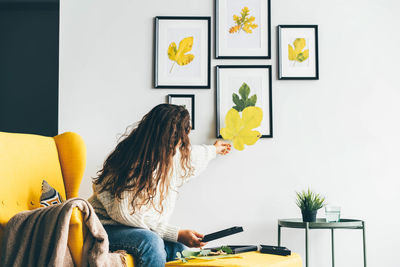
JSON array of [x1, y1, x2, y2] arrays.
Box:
[[221, 107, 263, 151], [293, 38, 306, 53], [242, 25, 252, 33], [167, 37, 195, 67], [221, 108, 242, 138], [250, 23, 258, 29], [242, 106, 263, 130], [229, 7, 257, 34], [288, 38, 309, 63], [234, 129, 261, 150], [229, 25, 240, 34], [167, 42, 177, 61], [288, 44, 295, 61]]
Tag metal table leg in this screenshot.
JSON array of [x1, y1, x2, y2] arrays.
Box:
[[331, 229, 335, 267], [362, 221, 367, 267], [278, 225, 281, 247], [305, 223, 309, 267]]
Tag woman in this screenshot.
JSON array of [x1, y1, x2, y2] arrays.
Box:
[[89, 104, 231, 267]]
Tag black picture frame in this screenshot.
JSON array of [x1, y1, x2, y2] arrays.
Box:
[[215, 0, 271, 59], [216, 65, 273, 138], [277, 25, 319, 80], [154, 16, 211, 89], [168, 94, 195, 129]]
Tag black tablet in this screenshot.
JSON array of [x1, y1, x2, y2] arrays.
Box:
[[201, 226, 243, 242]]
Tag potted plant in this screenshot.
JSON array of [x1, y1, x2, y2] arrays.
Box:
[[296, 189, 325, 222]]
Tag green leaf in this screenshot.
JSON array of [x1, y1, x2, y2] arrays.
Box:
[[233, 99, 245, 112], [220, 246, 233, 254], [232, 93, 241, 106], [248, 94, 257, 106], [239, 83, 250, 100]]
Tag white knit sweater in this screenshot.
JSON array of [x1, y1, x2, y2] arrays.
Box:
[[88, 145, 217, 242]]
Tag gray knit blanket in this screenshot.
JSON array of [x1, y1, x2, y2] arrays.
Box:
[[0, 198, 126, 267]]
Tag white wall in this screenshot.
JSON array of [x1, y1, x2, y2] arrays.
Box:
[[59, 0, 400, 266]]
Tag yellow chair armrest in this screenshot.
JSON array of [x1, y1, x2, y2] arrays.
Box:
[[66, 207, 136, 267], [68, 207, 85, 267]]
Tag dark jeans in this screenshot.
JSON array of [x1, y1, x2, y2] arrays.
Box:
[[104, 225, 185, 267]]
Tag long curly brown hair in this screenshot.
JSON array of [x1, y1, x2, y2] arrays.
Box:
[[94, 104, 193, 213]]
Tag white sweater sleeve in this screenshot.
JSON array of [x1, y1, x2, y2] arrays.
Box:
[[184, 145, 217, 182], [95, 188, 180, 242]]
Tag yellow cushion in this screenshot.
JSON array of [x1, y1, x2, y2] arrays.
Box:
[[165, 251, 302, 267]]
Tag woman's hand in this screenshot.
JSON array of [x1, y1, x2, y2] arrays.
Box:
[[178, 229, 207, 248], [214, 140, 231, 155]]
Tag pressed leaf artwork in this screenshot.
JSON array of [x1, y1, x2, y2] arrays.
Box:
[[229, 7, 258, 34], [221, 107, 263, 151], [222, 83, 263, 150], [288, 38, 309, 64], [232, 82, 257, 112], [167, 36, 195, 73]]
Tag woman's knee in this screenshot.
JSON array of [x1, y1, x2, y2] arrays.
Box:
[[164, 240, 186, 262], [105, 226, 167, 266], [140, 230, 165, 252], [135, 230, 166, 266]]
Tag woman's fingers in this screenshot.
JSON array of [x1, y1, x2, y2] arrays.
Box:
[[189, 230, 207, 247], [192, 231, 204, 238], [221, 143, 231, 154], [191, 240, 207, 248], [214, 140, 232, 155]]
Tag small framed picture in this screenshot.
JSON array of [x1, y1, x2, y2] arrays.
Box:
[[168, 94, 195, 129], [154, 17, 211, 88], [216, 65, 273, 138], [278, 25, 319, 80], [215, 0, 271, 59]]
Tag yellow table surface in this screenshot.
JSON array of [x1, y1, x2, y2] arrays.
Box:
[[166, 251, 302, 267]]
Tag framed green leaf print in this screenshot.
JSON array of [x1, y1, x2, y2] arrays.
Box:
[[216, 65, 273, 143]]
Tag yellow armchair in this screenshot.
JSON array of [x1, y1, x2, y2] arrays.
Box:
[[0, 131, 135, 266]]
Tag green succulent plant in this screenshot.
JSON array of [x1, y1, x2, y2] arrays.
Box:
[[296, 188, 325, 212]]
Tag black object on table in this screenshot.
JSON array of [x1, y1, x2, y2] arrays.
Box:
[[260, 245, 291, 256], [206, 245, 258, 254], [201, 226, 243, 242]]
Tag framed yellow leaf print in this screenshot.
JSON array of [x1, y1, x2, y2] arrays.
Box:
[[278, 25, 319, 80], [215, 0, 271, 59], [154, 17, 211, 88], [216, 65, 273, 141]]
